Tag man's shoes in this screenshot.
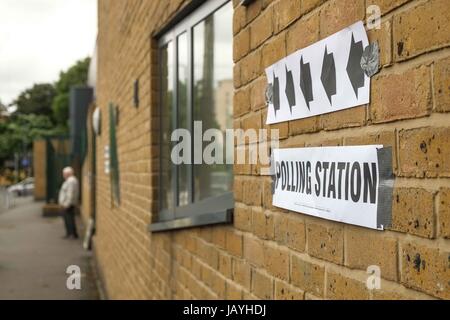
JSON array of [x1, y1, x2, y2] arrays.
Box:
[[62, 234, 79, 239]]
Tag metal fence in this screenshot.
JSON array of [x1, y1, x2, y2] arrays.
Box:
[[0, 187, 14, 213], [45, 137, 71, 204]]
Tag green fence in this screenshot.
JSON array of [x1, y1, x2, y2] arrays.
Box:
[[45, 137, 71, 204]]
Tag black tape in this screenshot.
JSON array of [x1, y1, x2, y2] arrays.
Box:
[[376, 147, 394, 229]]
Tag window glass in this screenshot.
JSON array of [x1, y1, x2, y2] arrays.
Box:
[[192, 3, 233, 202], [177, 32, 189, 206], [158, 1, 234, 222], [160, 41, 174, 210]]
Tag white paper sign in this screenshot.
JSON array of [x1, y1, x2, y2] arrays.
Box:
[[271, 146, 393, 230], [265, 21, 370, 124]]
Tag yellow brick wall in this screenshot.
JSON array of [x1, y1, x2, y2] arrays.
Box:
[[81, 104, 96, 225], [92, 0, 450, 299], [81, 151, 91, 225], [33, 139, 46, 200]]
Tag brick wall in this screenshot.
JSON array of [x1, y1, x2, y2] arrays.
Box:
[[33, 139, 46, 200], [92, 0, 450, 299], [81, 148, 91, 225], [81, 104, 96, 225]]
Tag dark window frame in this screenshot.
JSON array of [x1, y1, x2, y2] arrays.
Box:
[[150, 0, 234, 232]]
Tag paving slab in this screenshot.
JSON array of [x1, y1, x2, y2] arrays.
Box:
[[0, 196, 99, 300]]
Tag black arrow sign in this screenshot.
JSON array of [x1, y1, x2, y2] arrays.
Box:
[[272, 72, 280, 116], [300, 56, 313, 110], [346, 33, 365, 98], [320, 46, 336, 105], [285, 65, 296, 113]]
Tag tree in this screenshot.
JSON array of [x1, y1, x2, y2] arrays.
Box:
[[0, 99, 7, 116], [0, 57, 91, 173], [13, 83, 56, 117], [52, 92, 69, 126], [52, 57, 90, 128], [0, 114, 61, 163]]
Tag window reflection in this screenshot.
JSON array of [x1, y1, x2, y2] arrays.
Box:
[[160, 41, 174, 210], [193, 3, 233, 202], [177, 32, 189, 206]]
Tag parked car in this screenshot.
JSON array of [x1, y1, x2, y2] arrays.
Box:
[[7, 177, 34, 196]]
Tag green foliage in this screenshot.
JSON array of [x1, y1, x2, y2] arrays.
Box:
[[13, 83, 56, 117], [0, 57, 90, 166], [55, 57, 90, 93], [0, 99, 7, 114], [51, 92, 69, 126], [0, 114, 59, 162], [52, 57, 90, 128]]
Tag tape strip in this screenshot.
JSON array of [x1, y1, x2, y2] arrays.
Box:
[[376, 147, 394, 230], [269, 152, 276, 194], [360, 41, 380, 77]]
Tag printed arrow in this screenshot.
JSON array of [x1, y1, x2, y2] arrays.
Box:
[[272, 72, 280, 116], [299, 56, 313, 110], [320, 46, 336, 105], [346, 33, 365, 98], [285, 65, 296, 113]]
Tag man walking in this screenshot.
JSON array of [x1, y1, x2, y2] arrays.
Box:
[[58, 167, 79, 239]]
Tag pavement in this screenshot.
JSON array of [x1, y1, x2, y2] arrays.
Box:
[[0, 196, 100, 299]]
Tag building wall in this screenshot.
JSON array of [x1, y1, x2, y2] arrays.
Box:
[[80, 104, 96, 225], [93, 0, 450, 299], [81, 150, 91, 225], [33, 139, 46, 200]]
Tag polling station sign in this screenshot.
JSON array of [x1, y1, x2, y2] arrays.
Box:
[[265, 21, 370, 124], [271, 146, 394, 230]]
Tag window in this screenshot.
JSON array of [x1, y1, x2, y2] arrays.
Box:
[[151, 0, 234, 232]]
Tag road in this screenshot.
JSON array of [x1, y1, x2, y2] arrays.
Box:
[[0, 196, 99, 299]]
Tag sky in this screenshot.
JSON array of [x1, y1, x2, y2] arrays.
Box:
[[0, 0, 97, 107]]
